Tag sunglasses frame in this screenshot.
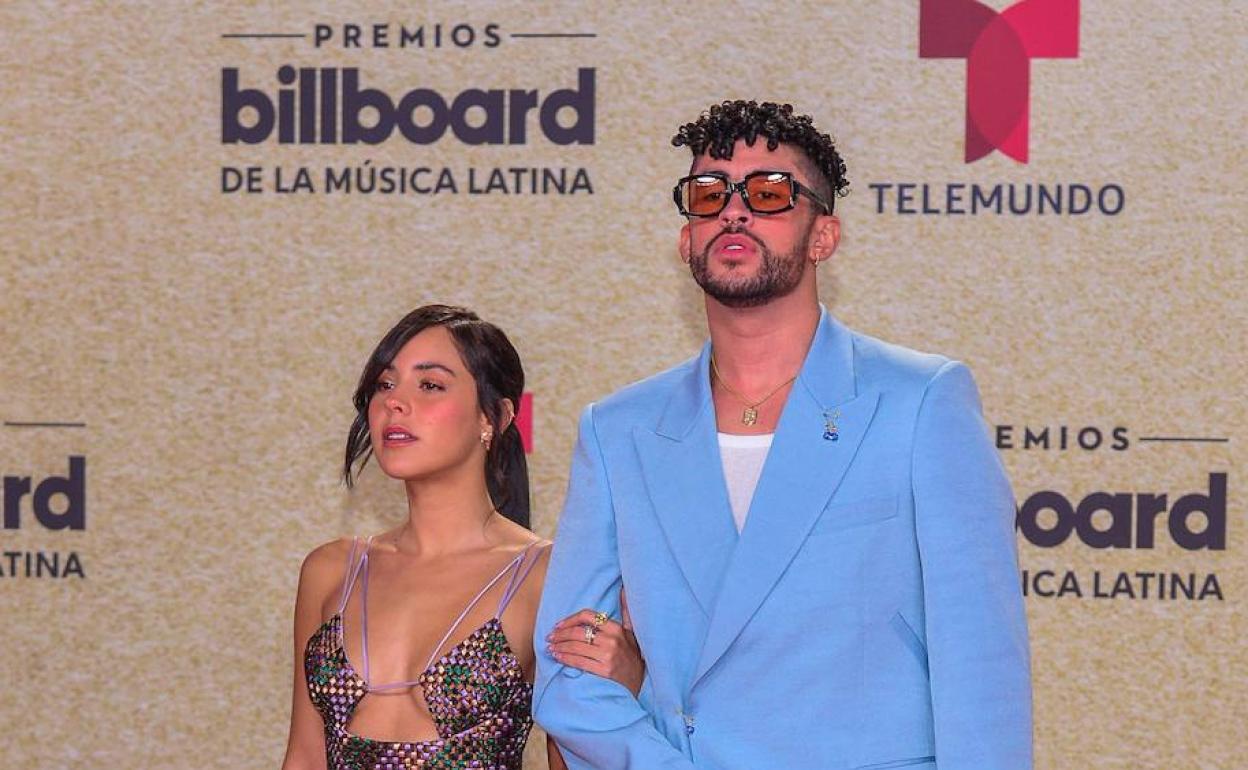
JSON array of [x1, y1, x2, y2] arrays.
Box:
[[672, 170, 833, 218]]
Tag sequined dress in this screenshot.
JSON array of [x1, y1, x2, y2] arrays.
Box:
[[304, 537, 546, 769]]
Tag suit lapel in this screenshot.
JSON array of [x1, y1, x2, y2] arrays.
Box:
[[692, 310, 880, 686], [634, 344, 739, 617]]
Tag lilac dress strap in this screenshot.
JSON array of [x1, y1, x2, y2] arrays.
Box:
[[495, 541, 547, 617], [335, 537, 363, 616], [302, 536, 541, 767], [361, 541, 538, 693], [418, 544, 538, 673], [351, 536, 376, 685]]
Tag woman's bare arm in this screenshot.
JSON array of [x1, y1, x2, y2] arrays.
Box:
[[281, 541, 345, 770]]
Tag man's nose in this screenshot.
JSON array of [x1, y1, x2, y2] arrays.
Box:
[[720, 188, 753, 227]]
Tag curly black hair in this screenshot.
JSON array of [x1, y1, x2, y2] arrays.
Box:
[[672, 100, 849, 210]]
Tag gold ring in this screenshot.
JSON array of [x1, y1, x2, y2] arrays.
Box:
[[592, 611, 609, 628], [583, 624, 597, 644]]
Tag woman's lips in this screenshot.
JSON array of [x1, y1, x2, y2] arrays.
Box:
[[382, 426, 417, 446]]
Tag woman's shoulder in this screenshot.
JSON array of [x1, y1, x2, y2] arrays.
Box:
[[486, 522, 552, 592], [487, 513, 548, 549], [515, 536, 553, 571], [507, 530, 553, 586], [298, 537, 358, 592], [528, 536, 554, 557]]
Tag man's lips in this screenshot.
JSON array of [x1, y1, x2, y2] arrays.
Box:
[[710, 232, 761, 256], [382, 426, 417, 445]]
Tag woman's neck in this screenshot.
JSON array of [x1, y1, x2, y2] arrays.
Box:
[[392, 467, 499, 557]]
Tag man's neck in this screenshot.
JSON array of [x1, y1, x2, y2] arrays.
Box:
[[705, 291, 821, 394]]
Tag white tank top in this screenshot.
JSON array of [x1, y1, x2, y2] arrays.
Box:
[[717, 432, 774, 532]]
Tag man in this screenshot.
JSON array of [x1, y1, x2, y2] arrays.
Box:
[[535, 100, 1032, 769]]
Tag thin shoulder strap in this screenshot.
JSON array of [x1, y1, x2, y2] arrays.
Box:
[[495, 541, 547, 617], [354, 536, 376, 685], [368, 546, 533, 692], [417, 546, 534, 674], [362, 542, 540, 693], [335, 537, 364, 615]]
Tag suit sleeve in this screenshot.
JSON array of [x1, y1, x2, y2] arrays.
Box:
[[911, 361, 1034, 770], [534, 404, 697, 770]]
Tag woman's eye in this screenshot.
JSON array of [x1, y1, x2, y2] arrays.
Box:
[[374, 380, 394, 392], [419, 380, 445, 392]]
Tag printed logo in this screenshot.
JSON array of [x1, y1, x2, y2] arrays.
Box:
[[2, 447, 87, 580], [919, 0, 1079, 162], [517, 393, 534, 454], [998, 423, 1231, 603], [218, 20, 598, 198]]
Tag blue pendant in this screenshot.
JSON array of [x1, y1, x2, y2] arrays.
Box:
[[823, 408, 841, 441]]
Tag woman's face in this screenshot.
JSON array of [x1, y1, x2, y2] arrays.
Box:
[[367, 326, 490, 482]]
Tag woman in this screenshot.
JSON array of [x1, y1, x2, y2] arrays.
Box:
[[282, 305, 643, 770]]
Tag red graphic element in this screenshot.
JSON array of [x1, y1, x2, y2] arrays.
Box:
[[516, 392, 533, 454], [920, 0, 1079, 163]]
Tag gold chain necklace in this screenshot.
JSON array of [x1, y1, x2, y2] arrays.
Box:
[[710, 354, 797, 426]]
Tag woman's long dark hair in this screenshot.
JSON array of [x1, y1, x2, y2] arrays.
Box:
[[343, 305, 530, 527]]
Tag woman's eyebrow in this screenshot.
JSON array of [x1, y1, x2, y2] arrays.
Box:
[[411, 361, 456, 376]]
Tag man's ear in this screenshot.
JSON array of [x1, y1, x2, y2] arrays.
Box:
[[679, 221, 692, 264], [810, 215, 841, 266]]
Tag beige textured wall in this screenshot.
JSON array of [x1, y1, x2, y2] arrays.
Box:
[[1, 1, 1243, 768]]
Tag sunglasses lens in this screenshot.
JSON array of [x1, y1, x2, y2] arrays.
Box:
[[745, 173, 794, 213], [682, 176, 729, 216]]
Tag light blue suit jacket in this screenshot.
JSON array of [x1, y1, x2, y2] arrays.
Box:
[[534, 310, 1032, 770]]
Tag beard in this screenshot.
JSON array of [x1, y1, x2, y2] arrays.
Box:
[[688, 228, 809, 309]]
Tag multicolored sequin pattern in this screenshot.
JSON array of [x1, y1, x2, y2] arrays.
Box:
[[304, 613, 533, 769]]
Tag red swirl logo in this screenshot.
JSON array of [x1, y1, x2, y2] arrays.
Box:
[[920, 0, 1079, 163]]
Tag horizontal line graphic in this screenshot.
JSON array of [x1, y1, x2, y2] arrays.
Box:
[[3, 421, 87, 429], [221, 33, 307, 39], [1137, 436, 1229, 443], [510, 32, 597, 39]]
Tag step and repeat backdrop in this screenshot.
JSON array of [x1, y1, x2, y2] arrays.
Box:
[[1, 1, 1243, 767]]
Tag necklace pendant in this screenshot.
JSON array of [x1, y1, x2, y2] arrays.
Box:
[[742, 406, 759, 426], [823, 408, 841, 441]]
